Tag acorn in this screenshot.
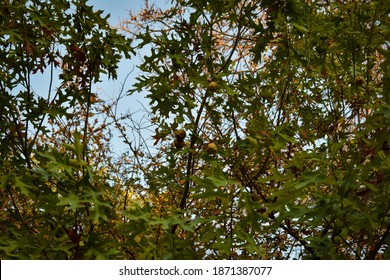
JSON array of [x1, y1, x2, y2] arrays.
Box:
[[207, 81, 218, 92], [355, 75, 364, 86], [205, 142, 218, 154], [174, 129, 186, 141], [174, 139, 186, 150]]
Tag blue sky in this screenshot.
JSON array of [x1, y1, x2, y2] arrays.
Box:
[[87, 1, 158, 153], [89, 0, 144, 23], [88, 0, 170, 97], [28, 1, 165, 153], [87, 0, 146, 101]]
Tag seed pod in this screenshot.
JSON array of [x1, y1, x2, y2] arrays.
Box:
[[355, 75, 364, 86], [205, 142, 218, 154], [174, 139, 186, 150], [207, 81, 218, 92], [174, 129, 186, 141]]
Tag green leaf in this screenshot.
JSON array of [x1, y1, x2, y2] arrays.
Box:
[[13, 176, 35, 195], [292, 22, 308, 33], [0, 175, 11, 190], [206, 176, 228, 187], [56, 191, 83, 212], [277, 131, 298, 143]]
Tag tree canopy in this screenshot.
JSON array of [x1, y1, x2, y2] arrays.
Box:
[[1, 0, 389, 259]]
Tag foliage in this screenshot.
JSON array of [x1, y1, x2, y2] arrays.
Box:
[[0, 0, 133, 259], [1, 0, 390, 259], [120, 0, 390, 259]]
